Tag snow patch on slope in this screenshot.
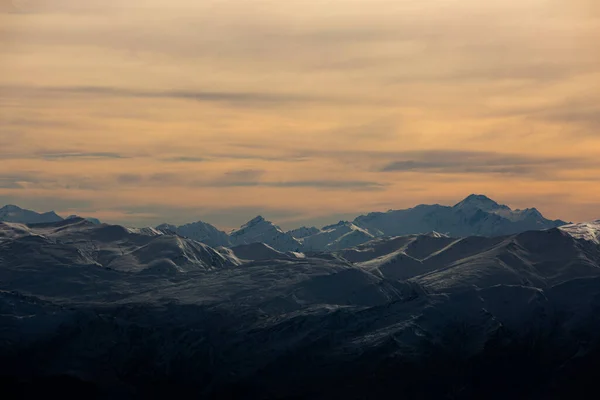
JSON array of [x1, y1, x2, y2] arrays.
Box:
[[230, 216, 302, 252], [302, 221, 375, 251], [560, 220, 600, 244]]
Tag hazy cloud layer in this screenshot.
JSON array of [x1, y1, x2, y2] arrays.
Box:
[[1, 0, 599, 227], [378, 150, 590, 176], [0, 85, 327, 108]]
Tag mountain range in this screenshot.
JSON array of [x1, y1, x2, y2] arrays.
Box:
[[159, 194, 569, 251], [2, 195, 566, 253], [1, 213, 599, 398]]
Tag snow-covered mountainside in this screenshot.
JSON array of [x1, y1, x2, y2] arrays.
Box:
[[560, 220, 600, 244], [301, 221, 375, 251], [229, 216, 303, 252], [0, 205, 63, 224], [0, 218, 240, 280], [156, 220, 231, 248], [2, 218, 600, 398], [230, 242, 305, 261], [352, 194, 567, 237]]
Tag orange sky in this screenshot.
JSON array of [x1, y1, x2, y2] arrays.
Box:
[[1, 0, 599, 230]]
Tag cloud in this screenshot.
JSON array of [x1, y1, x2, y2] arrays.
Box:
[[2, 85, 329, 108], [0, 172, 41, 189], [0, 177, 27, 189], [211, 152, 310, 162], [193, 170, 385, 190], [39, 151, 127, 160], [116, 174, 143, 184], [147, 173, 181, 184], [0, 117, 75, 129], [1, 0, 599, 227], [222, 169, 265, 180], [328, 118, 401, 141], [261, 180, 386, 190], [379, 150, 588, 176], [162, 156, 207, 163], [535, 107, 600, 132], [202, 180, 386, 190], [80, 170, 387, 192]]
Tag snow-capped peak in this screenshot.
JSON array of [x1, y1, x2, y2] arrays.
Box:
[[232, 216, 279, 235], [453, 194, 508, 212], [301, 221, 376, 251], [230, 216, 302, 252], [244, 215, 266, 228]]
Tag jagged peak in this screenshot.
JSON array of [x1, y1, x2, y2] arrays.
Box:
[[248, 215, 266, 225], [232, 215, 277, 234], [522, 207, 543, 218], [239, 215, 268, 229]]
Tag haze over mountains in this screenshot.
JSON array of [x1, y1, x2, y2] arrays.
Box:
[[1, 195, 567, 253]]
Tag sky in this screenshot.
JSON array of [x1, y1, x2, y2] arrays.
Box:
[[1, 0, 599, 230]]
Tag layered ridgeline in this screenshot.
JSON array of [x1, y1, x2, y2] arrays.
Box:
[[157, 194, 567, 252], [0, 195, 568, 253], [1, 216, 600, 398], [0, 205, 100, 225], [350, 194, 567, 238]]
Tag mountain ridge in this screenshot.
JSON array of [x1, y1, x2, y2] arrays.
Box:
[[1, 216, 600, 398], [1, 194, 573, 252], [0, 204, 63, 225]]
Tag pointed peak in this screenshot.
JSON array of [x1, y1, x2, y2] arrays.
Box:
[[248, 215, 266, 224], [454, 194, 507, 211], [235, 215, 271, 232], [522, 208, 543, 218]]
